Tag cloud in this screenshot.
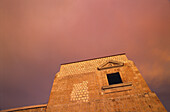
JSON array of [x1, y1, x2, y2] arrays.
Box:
[[0, 0, 170, 110]]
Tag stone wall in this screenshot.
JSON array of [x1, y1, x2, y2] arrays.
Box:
[[46, 54, 167, 111], [2, 104, 47, 112]]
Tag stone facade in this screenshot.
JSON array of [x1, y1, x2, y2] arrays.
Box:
[[2, 53, 167, 112], [46, 53, 167, 112], [2, 104, 47, 112]]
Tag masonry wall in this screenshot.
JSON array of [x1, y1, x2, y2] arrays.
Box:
[[10, 107, 46, 112], [46, 54, 166, 112], [2, 104, 47, 112]]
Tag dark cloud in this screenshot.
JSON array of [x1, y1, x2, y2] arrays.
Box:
[[0, 0, 170, 111]]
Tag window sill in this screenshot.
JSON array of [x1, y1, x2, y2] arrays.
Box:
[[102, 82, 132, 90], [101, 82, 132, 94]]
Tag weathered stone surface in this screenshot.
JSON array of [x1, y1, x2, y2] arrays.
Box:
[[1, 104, 47, 112], [46, 54, 167, 112]]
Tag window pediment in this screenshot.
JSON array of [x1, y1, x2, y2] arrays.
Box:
[[97, 60, 124, 70]]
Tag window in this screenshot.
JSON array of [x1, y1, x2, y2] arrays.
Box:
[[107, 72, 122, 85]]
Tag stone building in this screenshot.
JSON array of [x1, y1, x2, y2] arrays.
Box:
[[2, 53, 167, 112]]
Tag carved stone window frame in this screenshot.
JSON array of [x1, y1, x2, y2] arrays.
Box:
[[97, 61, 133, 94]]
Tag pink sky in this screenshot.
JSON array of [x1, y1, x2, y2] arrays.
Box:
[[0, 0, 170, 111]]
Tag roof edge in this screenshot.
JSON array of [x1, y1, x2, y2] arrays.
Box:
[[1, 104, 47, 112], [61, 53, 126, 65]]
